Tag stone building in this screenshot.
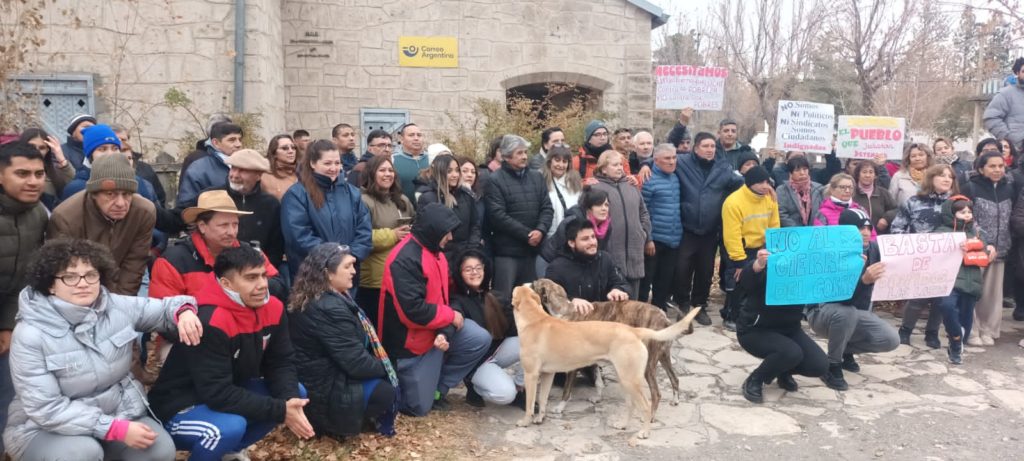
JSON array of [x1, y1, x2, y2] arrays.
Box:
[[11, 0, 667, 157]]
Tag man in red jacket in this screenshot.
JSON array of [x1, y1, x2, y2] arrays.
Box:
[[378, 203, 491, 416]]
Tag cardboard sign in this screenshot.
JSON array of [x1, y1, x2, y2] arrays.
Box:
[[871, 232, 967, 301], [775, 100, 835, 154], [398, 36, 458, 68], [836, 116, 906, 160], [765, 226, 865, 306], [654, 65, 728, 110]]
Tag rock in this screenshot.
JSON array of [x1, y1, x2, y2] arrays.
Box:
[[548, 435, 609, 455], [683, 329, 735, 352], [504, 427, 541, 445], [984, 370, 1016, 388], [710, 350, 762, 367], [857, 364, 910, 382], [818, 421, 843, 438], [943, 375, 986, 394], [676, 347, 712, 364], [779, 404, 827, 417], [921, 393, 992, 411], [640, 426, 707, 448], [718, 369, 748, 387], [904, 362, 948, 376], [789, 386, 840, 402], [843, 383, 921, 408], [699, 403, 802, 436], [991, 389, 1024, 413], [678, 376, 717, 393], [651, 402, 697, 428], [683, 363, 723, 375]]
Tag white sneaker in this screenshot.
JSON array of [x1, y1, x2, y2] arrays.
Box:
[[966, 336, 984, 347], [222, 449, 251, 461], [981, 335, 995, 346]]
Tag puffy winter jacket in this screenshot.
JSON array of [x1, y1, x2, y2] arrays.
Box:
[[983, 83, 1024, 148], [889, 169, 921, 206], [281, 173, 373, 274], [961, 174, 1013, 258], [176, 147, 229, 208], [890, 192, 950, 234], [60, 139, 87, 172], [58, 168, 158, 205], [150, 233, 283, 301], [776, 181, 824, 227], [591, 174, 652, 280], [289, 291, 388, 437], [722, 186, 780, 264], [641, 166, 682, 247], [676, 153, 744, 236], [545, 244, 630, 303], [378, 204, 461, 359], [360, 191, 415, 290], [935, 199, 985, 297], [853, 184, 899, 231], [484, 163, 553, 257], [416, 183, 482, 258], [4, 288, 194, 460], [0, 192, 48, 330]]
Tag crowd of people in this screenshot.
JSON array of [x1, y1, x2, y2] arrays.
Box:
[[0, 57, 1021, 460]]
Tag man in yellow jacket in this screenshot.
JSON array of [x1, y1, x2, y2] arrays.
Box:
[[721, 165, 779, 330]]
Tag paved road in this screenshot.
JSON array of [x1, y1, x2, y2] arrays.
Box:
[[462, 308, 1024, 460]]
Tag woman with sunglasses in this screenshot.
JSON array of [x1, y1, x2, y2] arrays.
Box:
[[261, 134, 299, 201], [4, 239, 201, 461]]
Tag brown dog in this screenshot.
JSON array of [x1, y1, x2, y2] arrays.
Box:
[[532, 278, 686, 416], [512, 284, 699, 445]]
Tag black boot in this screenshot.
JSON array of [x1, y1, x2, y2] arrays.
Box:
[[742, 373, 764, 404], [898, 327, 911, 345], [694, 307, 712, 326], [777, 373, 798, 392], [1014, 307, 1024, 321], [821, 363, 849, 391], [948, 336, 963, 365], [924, 330, 941, 349], [841, 354, 860, 373], [465, 382, 485, 408]]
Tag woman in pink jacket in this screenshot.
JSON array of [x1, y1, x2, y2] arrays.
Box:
[[812, 173, 877, 239]]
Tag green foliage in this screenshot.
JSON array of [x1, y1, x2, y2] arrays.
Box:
[[165, 87, 266, 159], [932, 95, 974, 141], [439, 84, 612, 163]]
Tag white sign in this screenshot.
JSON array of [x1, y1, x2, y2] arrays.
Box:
[[655, 65, 728, 111], [775, 100, 835, 154], [871, 232, 967, 302], [836, 116, 907, 160]]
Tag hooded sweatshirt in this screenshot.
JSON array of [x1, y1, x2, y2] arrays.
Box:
[[722, 185, 780, 263]]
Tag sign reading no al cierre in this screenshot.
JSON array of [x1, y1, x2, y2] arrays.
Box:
[[765, 226, 865, 306], [398, 36, 458, 68]]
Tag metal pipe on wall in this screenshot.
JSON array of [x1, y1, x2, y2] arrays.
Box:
[[233, 0, 245, 112]]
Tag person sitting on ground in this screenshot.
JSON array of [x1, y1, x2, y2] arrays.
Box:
[[735, 248, 828, 404], [805, 208, 900, 391], [288, 243, 399, 438], [148, 246, 314, 461], [451, 248, 521, 408], [4, 238, 201, 461], [378, 203, 491, 415]]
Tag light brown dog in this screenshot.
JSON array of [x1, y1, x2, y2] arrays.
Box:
[[531, 278, 686, 416], [512, 284, 699, 445]]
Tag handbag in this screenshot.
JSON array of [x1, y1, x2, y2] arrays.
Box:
[[963, 236, 990, 267]]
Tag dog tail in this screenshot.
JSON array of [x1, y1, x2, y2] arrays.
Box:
[[637, 307, 701, 343]]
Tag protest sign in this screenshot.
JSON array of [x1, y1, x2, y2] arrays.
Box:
[[765, 226, 865, 306], [775, 100, 835, 154], [654, 65, 728, 110], [871, 232, 967, 301], [836, 116, 906, 160]]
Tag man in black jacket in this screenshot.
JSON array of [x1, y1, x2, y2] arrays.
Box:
[[149, 246, 314, 460], [485, 134, 554, 305], [805, 209, 899, 391], [545, 218, 630, 314], [112, 123, 168, 207], [223, 149, 285, 267]]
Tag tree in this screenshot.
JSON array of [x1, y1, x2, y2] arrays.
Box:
[[0, 0, 47, 131], [952, 6, 980, 84], [709, 0, 827, 145], [826, 0, 940, 114]]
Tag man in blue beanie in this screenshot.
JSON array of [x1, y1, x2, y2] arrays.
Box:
[[59, 124, 159, 205]]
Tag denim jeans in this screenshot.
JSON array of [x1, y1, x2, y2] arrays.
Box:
[[936, 289, 977, 341]]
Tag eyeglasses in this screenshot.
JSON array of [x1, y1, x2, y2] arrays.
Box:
[[834, 185, 854, 191], [461, 265, 484, 274], [56, 272, 101, 286], [370, 143, 394, 150], [592, 131, 609, 138]]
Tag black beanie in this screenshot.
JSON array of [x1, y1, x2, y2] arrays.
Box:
[[744, 165, 771, 188], [736, 151, 759, 171]]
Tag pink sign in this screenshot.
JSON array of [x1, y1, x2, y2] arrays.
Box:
[[655, 65, 729, 111], [871, 232, 967, 302]]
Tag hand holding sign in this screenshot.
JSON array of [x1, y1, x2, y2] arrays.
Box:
[[765, 226, 865, 305]]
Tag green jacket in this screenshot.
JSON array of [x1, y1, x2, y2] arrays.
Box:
[[934, 198, 984, 297], [0, 192, 48, 330]]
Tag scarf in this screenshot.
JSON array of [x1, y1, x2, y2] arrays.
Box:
[[830, 195, 852, 208], [934, 152, 957, 166], [908, 167, 925, 183], [589, 215, 610, 239], [355, 305, 400, 387], [788, 176, 812, 225]]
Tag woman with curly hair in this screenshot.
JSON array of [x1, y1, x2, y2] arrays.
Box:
[[288, 243, 399, 438], [4, 238, 201, 461]]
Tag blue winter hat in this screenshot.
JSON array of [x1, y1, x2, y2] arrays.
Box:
[[584, 120, 607, 144], [82, 124, 122, 158]]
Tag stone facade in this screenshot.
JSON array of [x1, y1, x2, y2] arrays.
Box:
[[15, 0, 658, 158]]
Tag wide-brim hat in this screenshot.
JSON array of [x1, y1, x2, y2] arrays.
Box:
[[182, 190, 252, 224]]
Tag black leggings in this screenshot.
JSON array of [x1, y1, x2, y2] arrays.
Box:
[[737, 327, 828, 381]]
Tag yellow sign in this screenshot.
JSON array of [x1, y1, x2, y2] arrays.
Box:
[[398, 36, 458, 68]]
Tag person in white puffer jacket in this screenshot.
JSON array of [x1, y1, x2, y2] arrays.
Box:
[[3, 238, 202, 461]]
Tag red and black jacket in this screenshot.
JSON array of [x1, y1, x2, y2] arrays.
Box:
[[150, 232, 282, 300], [148, 277, 299, 422], [378, 204, 461, 359]]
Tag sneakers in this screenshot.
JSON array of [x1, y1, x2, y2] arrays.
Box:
[[694, 308, 712, 326], [742, 373, 764, 404], [966, 335, 984, 347], [981, 334, 995, 346], [948, 337, 963, 365], [924, 330, 941, 349], [723, 320, 737, 332], [821, 363, 849, 391], [665, 303, 685, 321], [777, 373, 798, 392], [432, 394, 451, 412], [841, 354, 860, 373], [222, 450, 251, 461], [898, 327, 911, 345]]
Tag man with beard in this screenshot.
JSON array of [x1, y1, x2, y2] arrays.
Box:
[[545, 215, 631, 315], [221, 149, 284, 267]]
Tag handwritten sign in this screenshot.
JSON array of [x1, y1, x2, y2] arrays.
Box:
[[654, 65, 728, 111], [871, 233, 966, 301], [775, 100, 835, 154], [765, 226, 865, 305], [836, 116, 906, 160]]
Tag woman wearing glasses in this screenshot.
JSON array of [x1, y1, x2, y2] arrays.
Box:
[[813, 174, 876, 240], [355, 154, 415, 326], [262, 134, 299, 201], [4, 239, 201, 461]]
